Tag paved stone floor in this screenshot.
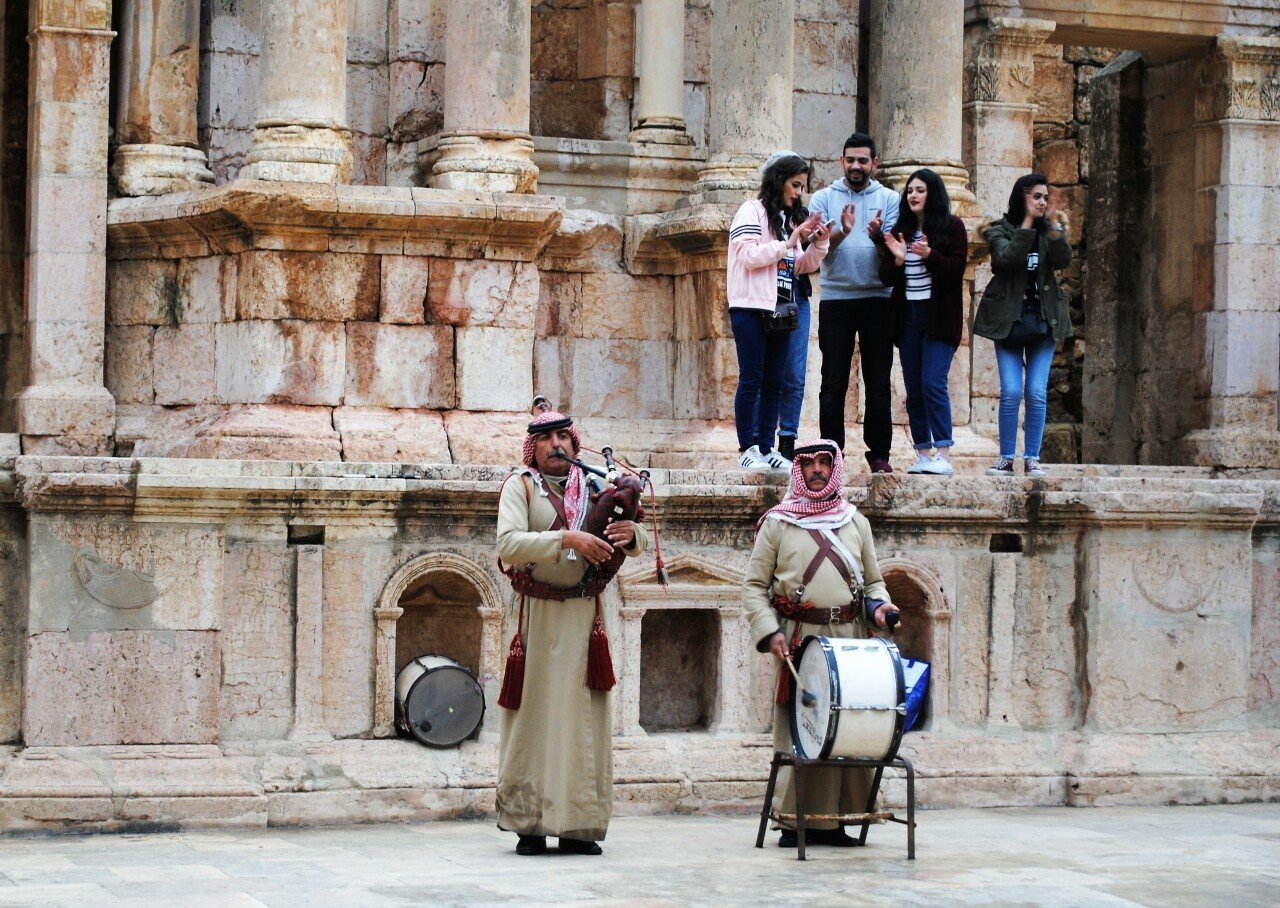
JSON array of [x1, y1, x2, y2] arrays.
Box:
[[0, 805, 1277, 906]]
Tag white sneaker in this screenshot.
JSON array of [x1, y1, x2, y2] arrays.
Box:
[[920, 453, 954, 475], [763, 448, 792, 472], [907, 454, 931, 474], [738, 445, 770, 471]]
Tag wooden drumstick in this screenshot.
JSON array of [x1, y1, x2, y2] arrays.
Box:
[[784, 654, 817, 708]]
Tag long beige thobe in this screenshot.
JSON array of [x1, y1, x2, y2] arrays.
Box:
[[742, 511, 892, 831], [495, 471, 649, 841]]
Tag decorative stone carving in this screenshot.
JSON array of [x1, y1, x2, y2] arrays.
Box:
[[964, 18, 1054, 107], [73, 550, 173, 610], [1196, 36, 1280, 124]]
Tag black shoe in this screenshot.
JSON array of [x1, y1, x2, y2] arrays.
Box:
[[515, 835, 547, 856], [778, 829, 798, 848], [558, 837, 603, 855], [810, 827, 861, 847]]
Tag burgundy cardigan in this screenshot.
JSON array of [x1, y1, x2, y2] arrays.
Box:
[[877, 214, 968, 348]]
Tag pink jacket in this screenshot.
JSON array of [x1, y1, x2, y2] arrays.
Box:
[[726, 199, 829, 311]]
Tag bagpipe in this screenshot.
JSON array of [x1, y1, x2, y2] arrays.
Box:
[[550, 443, 660, 588]]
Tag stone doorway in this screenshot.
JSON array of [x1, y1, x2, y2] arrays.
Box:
[[880, 559, 952, 730]]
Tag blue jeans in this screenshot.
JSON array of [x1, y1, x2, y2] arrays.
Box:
[[898, 300, 956, 450], [730, 308, 789, 452], [775, 295, 810, 440], [995, 336, 1056, 459]]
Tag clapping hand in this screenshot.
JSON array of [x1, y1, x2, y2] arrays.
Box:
[[840, 203, 857, 235], [883, 230, 907, 266], [1045, 188, 1063, 231], [866, 208, 884, 240], [909, 235, 931, 259]]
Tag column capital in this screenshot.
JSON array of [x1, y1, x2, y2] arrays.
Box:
[[1196, 35, 1280, 123], [965, 17, 1057, 107]]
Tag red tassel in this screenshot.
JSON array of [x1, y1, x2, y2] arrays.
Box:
[[497, 632, 525, 710], [776, 665, 791, 706], [498, 596, 526, 710], [586, 606, 616, 692]]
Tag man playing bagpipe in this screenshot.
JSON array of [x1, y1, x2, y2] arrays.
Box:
[[741, 439, 901, 847], [494, 399, 649, 856]]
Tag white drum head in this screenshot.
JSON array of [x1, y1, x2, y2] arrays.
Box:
[[395, 655, 485, 747], [791, 637, 835, 760]]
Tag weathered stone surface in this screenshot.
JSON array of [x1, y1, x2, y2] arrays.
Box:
[[220, 546, 294, 742], [322, 548, 380, 737], [455, 327, 533, 411], [535, 337, 673, 419], [1034, 56, 1077, 124], [178, 405, 343, 462], [178, 256, 237, 324], [380, 256, 429, 324], [107, 259, 179, 326], [25, 630, 219, 746], [1036, 139, 1080, 185], [344, 323, 454, 408], [216, 321, 345, 406], [237, 252, 379, 322], [334, 408, 451, 464], [104, 325, 155, 405], [426, 260, 538, 329], [153, 325, 216, 406]]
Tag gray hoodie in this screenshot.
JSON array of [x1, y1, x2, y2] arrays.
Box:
[[809, 177, 900, 300]]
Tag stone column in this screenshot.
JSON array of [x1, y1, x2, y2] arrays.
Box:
[[962, 18, 1056, 216], [616, 603, 645, 736], [431, 0, 537, 193], [241, 0, 352, 183], [629, 0, 690, 145], [1184, 36, 1280, 471], [111, 0, 214, 195], [869, 0, 976, 213], [15, 2, 117, 455], [690, 0, 793, 203], [372, 605, 403, 737]]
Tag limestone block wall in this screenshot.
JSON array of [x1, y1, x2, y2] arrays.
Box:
[[0, 2, 26, 434], [1, 457, 1277, 830]]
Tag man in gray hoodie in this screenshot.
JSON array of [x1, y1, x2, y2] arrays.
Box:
[[808, 133, 900, 472]]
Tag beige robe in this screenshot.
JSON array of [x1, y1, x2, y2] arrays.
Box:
[[495, 471, 649, 840], [742, 511, 891, 830]]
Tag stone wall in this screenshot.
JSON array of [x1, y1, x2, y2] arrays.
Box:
[[1, 455, 1276, 829], [1029, 43, 1117, 463]]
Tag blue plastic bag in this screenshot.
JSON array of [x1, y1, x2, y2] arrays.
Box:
[[901, 658, 930, 732]]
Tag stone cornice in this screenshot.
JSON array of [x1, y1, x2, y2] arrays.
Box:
[[6, 458, 1274, 532], [623, 203, 735, 276], [106, 181, 564, 262]]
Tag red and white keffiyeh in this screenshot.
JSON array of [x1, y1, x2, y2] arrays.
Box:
[[522, 407, 587, 530], [758, 438, 856, 531]]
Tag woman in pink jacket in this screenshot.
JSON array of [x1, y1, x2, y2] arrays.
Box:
[[727, 153, 831, 470]]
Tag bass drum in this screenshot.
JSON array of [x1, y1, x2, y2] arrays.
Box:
[[395, 655, 485, 747], [790, 635, 906, 762]]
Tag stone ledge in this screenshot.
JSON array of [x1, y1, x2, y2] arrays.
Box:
[[107, 180, 564, 262], [624, 204, 735, 276]]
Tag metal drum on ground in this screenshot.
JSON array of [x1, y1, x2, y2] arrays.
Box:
[[395, 655, 485, 747]]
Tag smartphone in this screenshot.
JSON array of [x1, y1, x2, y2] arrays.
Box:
[[823, 219, 836, 230]]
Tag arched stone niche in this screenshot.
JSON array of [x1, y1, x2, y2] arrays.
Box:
[[879, 557, 952, 729], [372, 552, 505, 737], [614, 552, 766, 736]]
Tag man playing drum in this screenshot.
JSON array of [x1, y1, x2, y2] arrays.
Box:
[[495, 402, 649, 856], [742, 439, 901, 847]]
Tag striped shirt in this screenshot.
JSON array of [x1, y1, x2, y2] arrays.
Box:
[[904, 231, 932, 301]]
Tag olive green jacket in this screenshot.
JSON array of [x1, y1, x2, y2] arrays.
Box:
[[973, 218, 1074, 343]]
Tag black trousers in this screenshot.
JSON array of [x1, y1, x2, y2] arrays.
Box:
[[817, 297, 894, 458]]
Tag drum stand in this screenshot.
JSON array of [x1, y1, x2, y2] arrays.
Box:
[[754, 750, 916, 861]]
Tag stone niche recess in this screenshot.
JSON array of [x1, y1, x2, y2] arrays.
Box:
[[639, 609, 721, 732], [375, 552, 505, 738]]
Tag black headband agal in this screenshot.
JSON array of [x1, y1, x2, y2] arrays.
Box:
[[793, 442, 838, 458], [527, 415, 574, 435]]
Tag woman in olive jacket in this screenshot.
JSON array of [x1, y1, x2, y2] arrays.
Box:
[[973, 173, 1072, 477]]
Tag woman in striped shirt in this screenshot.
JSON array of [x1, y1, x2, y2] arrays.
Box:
[[877, 168, 968, 475]]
